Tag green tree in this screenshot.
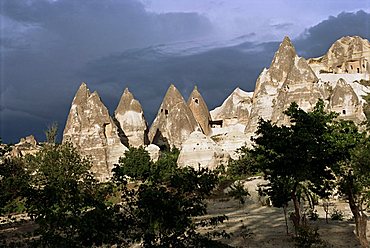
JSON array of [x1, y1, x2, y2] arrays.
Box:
[[0, 157, 29, 215], [113, 146, 153, 181], [336, 132, 370, 247], [253, 100, 354, 229], [25, 143, 130, 247], [227, 146, 259, 179], [113, 147, 229, 247], [45, 122, 58, 144]]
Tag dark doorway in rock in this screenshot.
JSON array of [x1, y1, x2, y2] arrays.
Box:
[[342, 109, 346, 115]]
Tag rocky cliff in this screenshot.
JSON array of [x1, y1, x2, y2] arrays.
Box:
[[63, 83, 128, 181], [210, 87, 253, 128]]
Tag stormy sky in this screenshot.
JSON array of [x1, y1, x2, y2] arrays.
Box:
[[1, 0, 370, 143]]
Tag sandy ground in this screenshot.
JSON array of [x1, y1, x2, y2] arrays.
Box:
[[203, 179, 369, 248]]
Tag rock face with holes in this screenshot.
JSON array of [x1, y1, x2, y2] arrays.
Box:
[[188, 86, 212, 136], [115, 88, 149, 147], [308, 36, 370, 75], [63, 83, 128, 181], [148, 84, 199, 149], [177, 131, 229, 170], [329, 78, 364, 122], [210, 87, 253, 128]]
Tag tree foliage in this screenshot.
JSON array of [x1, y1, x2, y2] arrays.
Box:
[[113, 146, 229, 247], [252, 100, 357, 228], [227, 146, 259, 179], [25, 143, 130, 247]]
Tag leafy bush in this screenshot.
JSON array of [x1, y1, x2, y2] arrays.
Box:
[[113, 146, 152, 181], [113, 146, 229, 247], [293, 225, 328, 248], [307, 209, 319, 221], [330, 208, 344, 221], [227, 146, 259, 179], [227, 181, 250, 205]]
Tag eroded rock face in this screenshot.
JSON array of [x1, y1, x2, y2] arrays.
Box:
[[243, 36, 325, 133], [210, 130, 251, 160], [177, 131, 229, 170], [329, 78, 365, 123], [210, 87, 253, 128], [188, 86, 212, 136], [63, 83, 127, 181], [246, 37, 297, 133], [271, 56, 321, 125], [115, 88, 148, 147], [9, 135, 41, 157], [148, 84, 198, 149], [308, 36, 370, 74]]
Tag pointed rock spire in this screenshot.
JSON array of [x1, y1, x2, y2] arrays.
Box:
[[115, 88, 148, 147], [187, 86, 212, 135], [148, 84, 198, 149], [63, 82, 127, 181], [246, 36, 322, 133], [268, 36, 297, 83]]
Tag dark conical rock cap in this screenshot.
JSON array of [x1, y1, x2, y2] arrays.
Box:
[[187, 86, 212, 135]]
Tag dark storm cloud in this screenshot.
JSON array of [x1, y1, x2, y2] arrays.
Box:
[[0, 0, 213, 143], [80, 41, 277, 125], [295, 10, 370, 58], [79, 10, 370, 127], [1, 2, 369, 144]]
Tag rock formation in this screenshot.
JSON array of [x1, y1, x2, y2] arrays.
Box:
[[115, 88, 148, 147], [148, 84, 198, 149], [329, 78, 365, 122], [308, 36, 370, 75], [9, 135, 41, 157], [63, 83, 127, 181], [210, 130, 251, 160], [245, 37, 298, 133], [177, 131, 229, 170], [210, 87, 253, 128], [59, 36, 370, 174], [187, 86, 212, 135]]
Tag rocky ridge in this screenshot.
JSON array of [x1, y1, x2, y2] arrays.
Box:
[[61, 36, 370, 178]]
